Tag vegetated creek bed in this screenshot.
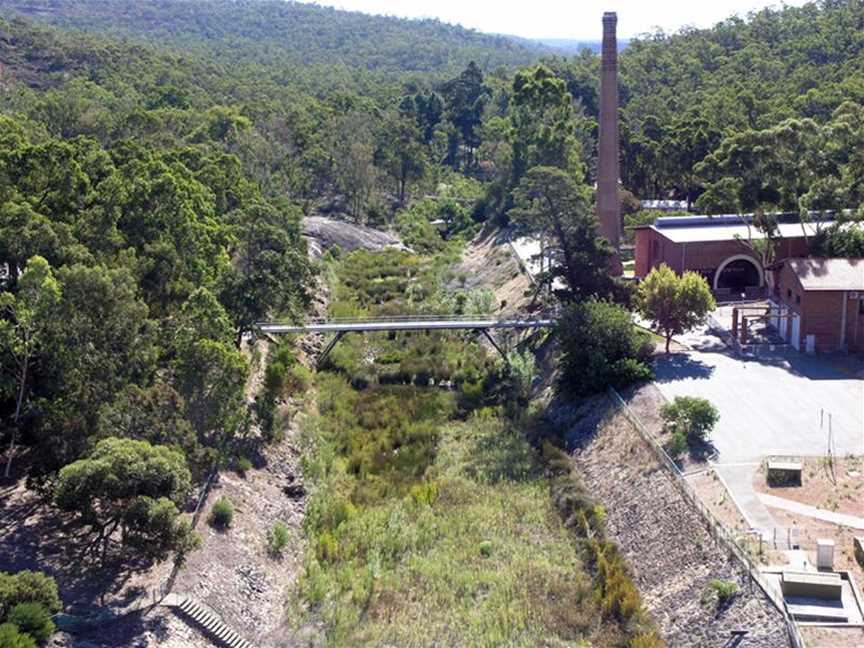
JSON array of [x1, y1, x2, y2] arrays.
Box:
[[285, 246, 652, 647]]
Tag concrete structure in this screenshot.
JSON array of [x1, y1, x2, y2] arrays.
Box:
[[634, 213, 823, 295], [774, 257, 864, 353], [653, 314, 864, 538], [169, 595, 254, 648], [597, 12, 621, 268], [781, 570, 842, 600], [817, 539, 835, 571], [766, 459, 802, 487], [640, 199, 688, 211]]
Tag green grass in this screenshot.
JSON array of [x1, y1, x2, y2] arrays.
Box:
[[289, 245, 652, 646], [297, 408, 605, 646]]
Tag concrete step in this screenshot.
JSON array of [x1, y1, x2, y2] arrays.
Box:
[[167, 596, 254, 648]]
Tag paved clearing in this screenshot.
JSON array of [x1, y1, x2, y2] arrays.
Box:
[[653, 322, 863, 533], [654, 343, 862, 462]]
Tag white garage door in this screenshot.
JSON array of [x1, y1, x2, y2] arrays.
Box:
[[790, 314, 801, 351], [769, 301, 781, 330]]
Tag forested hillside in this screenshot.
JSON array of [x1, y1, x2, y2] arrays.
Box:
[[1, 0, 864, 645], [1, 0, 862, 497], [1, 0, 862, 505], [1, 0, 542, 76], [618, 0, 864, 218]]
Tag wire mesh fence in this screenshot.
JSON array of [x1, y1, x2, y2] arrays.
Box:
[[608, 387, 807, 648]]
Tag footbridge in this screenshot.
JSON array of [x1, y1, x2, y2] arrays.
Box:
[[256, 313, 556, 364]]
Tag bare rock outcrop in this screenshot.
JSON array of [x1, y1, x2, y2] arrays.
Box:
[[302, 216, 409, 260]]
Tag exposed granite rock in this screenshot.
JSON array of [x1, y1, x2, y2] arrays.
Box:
[[302, 216, 409, 261]]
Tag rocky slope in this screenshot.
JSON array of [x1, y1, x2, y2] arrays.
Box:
[[551, 396, 790, 647]]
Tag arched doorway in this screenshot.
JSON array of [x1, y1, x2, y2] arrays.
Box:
[[714, 255, 763, 291]]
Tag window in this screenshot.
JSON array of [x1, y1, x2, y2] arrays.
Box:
[[787, 288, 792, 298], [859, 299, 864, 315], [796, 294, 801, 304]]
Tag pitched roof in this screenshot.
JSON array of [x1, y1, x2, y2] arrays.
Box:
[[787, 258, 864, 291]]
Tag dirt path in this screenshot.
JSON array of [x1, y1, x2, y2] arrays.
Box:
[[161, 425, 308, 647], [146, 274, 332, 648]]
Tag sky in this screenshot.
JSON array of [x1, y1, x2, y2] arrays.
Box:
[[314, 0, 811, 40]]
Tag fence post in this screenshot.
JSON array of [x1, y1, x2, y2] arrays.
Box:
[[606, 387, 806, 647]]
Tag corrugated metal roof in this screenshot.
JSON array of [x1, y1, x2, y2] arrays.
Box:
[[651, 221, 822, 243], [788, 258, 864, 291]]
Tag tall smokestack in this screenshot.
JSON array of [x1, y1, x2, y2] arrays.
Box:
[[598, 11, 622, 272]]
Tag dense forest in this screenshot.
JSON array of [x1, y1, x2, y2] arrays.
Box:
[[5, 0, 864, 223], [2, 0, 544, 76], [1, 0, 864, 645]]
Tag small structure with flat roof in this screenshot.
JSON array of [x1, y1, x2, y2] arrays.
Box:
[[781, 570, 842, 600], [767, 458, 803, 486]]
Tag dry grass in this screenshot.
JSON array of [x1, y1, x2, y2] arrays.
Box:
[[800, 625, 864, 648], [686, 469, 749, 533], [294, 409, 619, 647], [755, 455, 864, 517]]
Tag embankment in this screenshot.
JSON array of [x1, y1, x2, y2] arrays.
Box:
[[550, 395, 790, 647]]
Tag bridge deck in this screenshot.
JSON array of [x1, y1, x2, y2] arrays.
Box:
[[257, 316, 555, 334]]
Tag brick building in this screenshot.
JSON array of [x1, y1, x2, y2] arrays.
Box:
[[772, 258, 864, 353], [634, 214, 817, 297]]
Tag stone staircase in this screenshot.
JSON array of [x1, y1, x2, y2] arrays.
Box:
[[168, 595, 254, 648]]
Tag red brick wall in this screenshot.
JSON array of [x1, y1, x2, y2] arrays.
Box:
[[634, 228, 652, 277], [634, 229, 687, 277], [846, 295, 864, 353], [801, 291, 844, 353], [775, 262, 857, 353], [635, 229, 811, 289]]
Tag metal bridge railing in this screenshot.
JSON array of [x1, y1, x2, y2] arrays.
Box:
[[258, 311, 559, 327]]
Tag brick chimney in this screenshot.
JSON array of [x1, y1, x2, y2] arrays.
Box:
[[597, 11, 622, 273]]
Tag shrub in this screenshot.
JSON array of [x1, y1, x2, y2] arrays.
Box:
[[208, 497, 234, 529], [0, 623, 36, 648], [628, 631, 665, 648], [394, 205, 445, 254], [710, 579, 739, 605], [268, 522, 290, 557], [594, 540, 643, 624], [557, 300, 653, 396], [478, 541, 493, 558], [661, 396, 719, 444], [666, 429, 688, 458], [0, 571, 61, 620], [6, 603, 54, 643], [316, 531, 339, 563], [409, 481, 439, 507], [637, 264, 716, 353], [236, 456, 252, 476]]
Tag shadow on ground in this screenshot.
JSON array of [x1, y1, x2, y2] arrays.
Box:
[[653, 353, 716, 381], [0, 476, 162, 617]]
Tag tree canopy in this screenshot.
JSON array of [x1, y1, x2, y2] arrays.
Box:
[[637, 265, 716, 352], [55, 437, 199, 562]]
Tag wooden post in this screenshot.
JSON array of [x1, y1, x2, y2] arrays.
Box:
[[731, 307, 739, 338], [741, 317, 749, 345]]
